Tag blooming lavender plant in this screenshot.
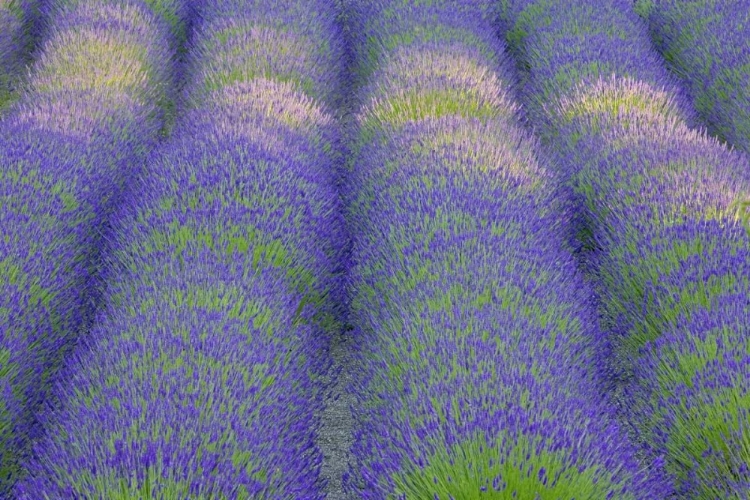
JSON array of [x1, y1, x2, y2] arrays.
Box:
[[498, 0, 697, 141], [636, 0, 750, 156], [15, 0, 347, 496], [0, 0, 183, 492], [342, 1, 671, 497], [500, 0, 750, 496]]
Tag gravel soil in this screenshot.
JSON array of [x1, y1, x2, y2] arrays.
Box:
[[317, 326, 356, 500]]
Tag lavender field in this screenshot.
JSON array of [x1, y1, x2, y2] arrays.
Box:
[[0, 0, 748, 498]]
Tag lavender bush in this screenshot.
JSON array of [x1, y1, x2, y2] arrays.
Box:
[[636, 0, 750, 155], [0, 0, 183, 492], [341, 1, 670, 497], [14, 0, 347, 496], [500, 0, 750, 496]]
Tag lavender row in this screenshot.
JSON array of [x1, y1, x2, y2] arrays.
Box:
[[636, 0, 750, 155], [0, 0, 183, 492], [15, 0, 347, 496], [0, 0, 34, 109], [341, 1, 669, 497], [499, 0, 750, 496]]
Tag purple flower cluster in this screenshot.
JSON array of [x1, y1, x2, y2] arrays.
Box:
[[500, 0, 750, 496], [342, 1, 670, 497], [636, 0, 750, 155], [15, 0, 347, 497], [0, 0, 181, 492]]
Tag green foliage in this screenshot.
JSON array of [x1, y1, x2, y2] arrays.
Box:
[[363, 88, 500, 131], [390, 433, 623, 499], [72, 466, 245, 500]]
